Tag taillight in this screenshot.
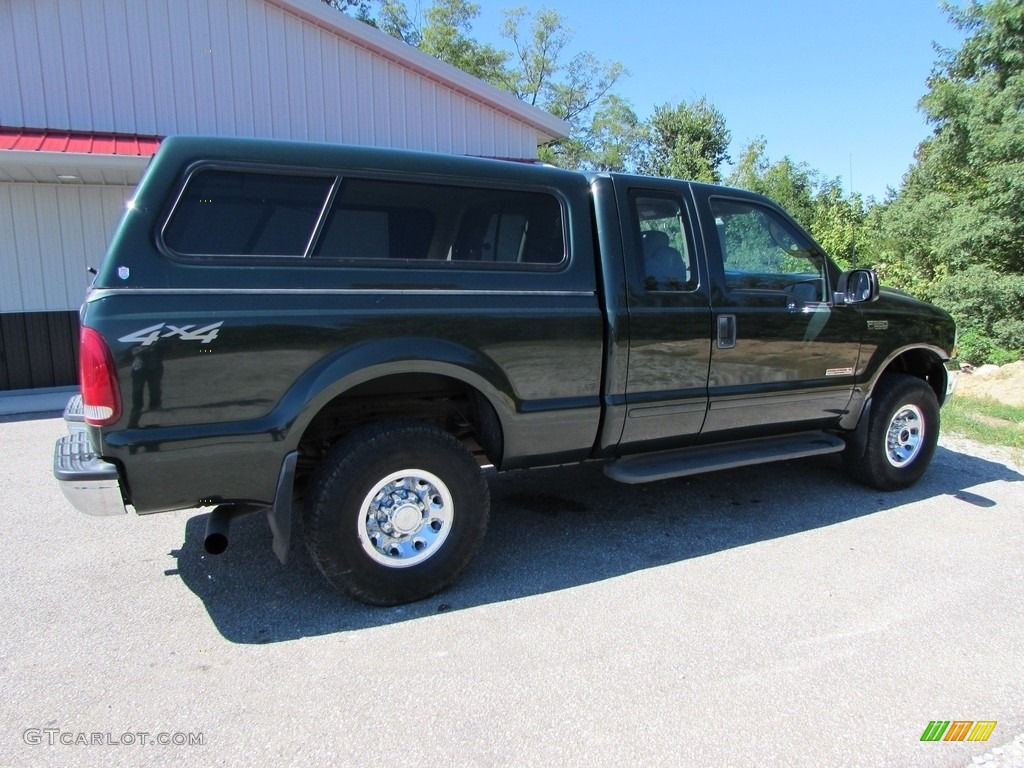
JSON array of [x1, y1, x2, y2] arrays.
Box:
[[79, 327, 122, 426]]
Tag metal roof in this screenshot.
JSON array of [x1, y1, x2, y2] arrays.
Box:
[[0, 127, 162, 157]]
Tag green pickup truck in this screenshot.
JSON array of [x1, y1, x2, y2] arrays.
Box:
[[54, 136, 959, 605]]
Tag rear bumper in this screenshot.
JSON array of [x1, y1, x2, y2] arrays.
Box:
[[63, 393, 87, 431], [53, 429, 127, 516]]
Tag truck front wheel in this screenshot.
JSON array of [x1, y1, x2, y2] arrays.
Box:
[[303, 421, 490, 606], [844, 374, 940, 491]]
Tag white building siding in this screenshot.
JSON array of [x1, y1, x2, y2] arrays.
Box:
[[0, 0, 567, 389], [1, 0, 559, 157], [0, 183, 129, 314]]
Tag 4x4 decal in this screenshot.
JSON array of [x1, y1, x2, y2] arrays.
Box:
[[118, 322, 223, 346]]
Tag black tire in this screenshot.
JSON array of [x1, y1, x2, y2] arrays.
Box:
[[303, 421, 490, 606], [844, 373, 940, 491]]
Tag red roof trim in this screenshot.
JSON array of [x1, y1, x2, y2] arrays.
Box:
[[0, 127, 163, 157]]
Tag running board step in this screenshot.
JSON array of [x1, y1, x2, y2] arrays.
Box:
[[604, 432, 846, 485]]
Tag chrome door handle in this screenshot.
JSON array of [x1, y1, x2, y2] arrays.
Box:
[[717, 314, 736, 349]]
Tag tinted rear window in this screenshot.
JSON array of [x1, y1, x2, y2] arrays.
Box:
[[313, 177, 564, 265], [162, 166, 565, 267], [163, 169, 333, 256]]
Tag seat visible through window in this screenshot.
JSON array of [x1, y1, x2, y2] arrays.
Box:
[[642, 229, 688, 288]]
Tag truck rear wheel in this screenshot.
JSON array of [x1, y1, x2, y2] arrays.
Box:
[[844, 373, 940, 491], [303, 421, 490, 606]]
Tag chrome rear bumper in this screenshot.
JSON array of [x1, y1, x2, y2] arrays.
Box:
[[53, 405, 126, 517]]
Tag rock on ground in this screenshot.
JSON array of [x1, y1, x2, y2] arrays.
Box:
[[956, 360, 1024, 407]]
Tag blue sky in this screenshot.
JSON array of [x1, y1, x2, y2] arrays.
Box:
[[470, 0, 967, 200]]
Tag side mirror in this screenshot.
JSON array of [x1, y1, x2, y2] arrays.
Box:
[[835, 268, 879, 304]]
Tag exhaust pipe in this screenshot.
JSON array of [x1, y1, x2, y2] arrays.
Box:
[[204, 505, 262, 555]]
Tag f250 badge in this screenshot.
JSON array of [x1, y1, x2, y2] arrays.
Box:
[[118, 322, 223, 346]]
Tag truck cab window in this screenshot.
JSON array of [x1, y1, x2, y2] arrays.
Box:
[[711, 198, 826, 302], [631, 193, 696, 291]]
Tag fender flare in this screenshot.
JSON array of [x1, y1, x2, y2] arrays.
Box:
[[840, 343, 951, 430], [277, 337, 516, 452]]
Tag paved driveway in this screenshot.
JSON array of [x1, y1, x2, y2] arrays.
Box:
[[1, 414, 1022, 767]]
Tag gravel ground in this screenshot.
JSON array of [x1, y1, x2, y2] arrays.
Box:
[[968, 733, 1024, 768], [939, 434, 1023, 473], [2, 414, 1022, 768], [937, 427, 1021, 768]]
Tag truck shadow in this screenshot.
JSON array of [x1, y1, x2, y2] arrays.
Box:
[[168, 445, 1022, 643]]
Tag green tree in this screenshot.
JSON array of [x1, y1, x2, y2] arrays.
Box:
[[870, 0, 1024, 361], [375, 0, 418, 43], [728, 138, 869, 270], [498, 7, 627, 168], [639, 98, 730, 182], [811, 182, 869, 271], [320, 0, 373, 21], [498, 8, 571, 107], [375, 0, 507, 83], [728, 138, 815, 225], [875, 0, 1024, 278], [577, 94, 645, 172], [365, 3, 630, 170], [930, 265, 1024, 364]]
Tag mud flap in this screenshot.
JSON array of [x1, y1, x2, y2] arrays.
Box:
[[847, 398, 874, 459], [267, 451, 298, 565]]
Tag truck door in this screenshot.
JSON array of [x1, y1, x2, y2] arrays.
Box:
[[693, 190, 861, 439], [616, 184, 712, 451]]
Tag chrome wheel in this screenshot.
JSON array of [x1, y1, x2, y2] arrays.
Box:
[[358, 469, 453, 568], [844, 374, 939, 492], [885, 404, 925, 468], [305, 421, 490, 605]]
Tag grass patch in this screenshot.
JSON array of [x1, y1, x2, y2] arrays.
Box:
[[942, 394, 1024, 449]]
